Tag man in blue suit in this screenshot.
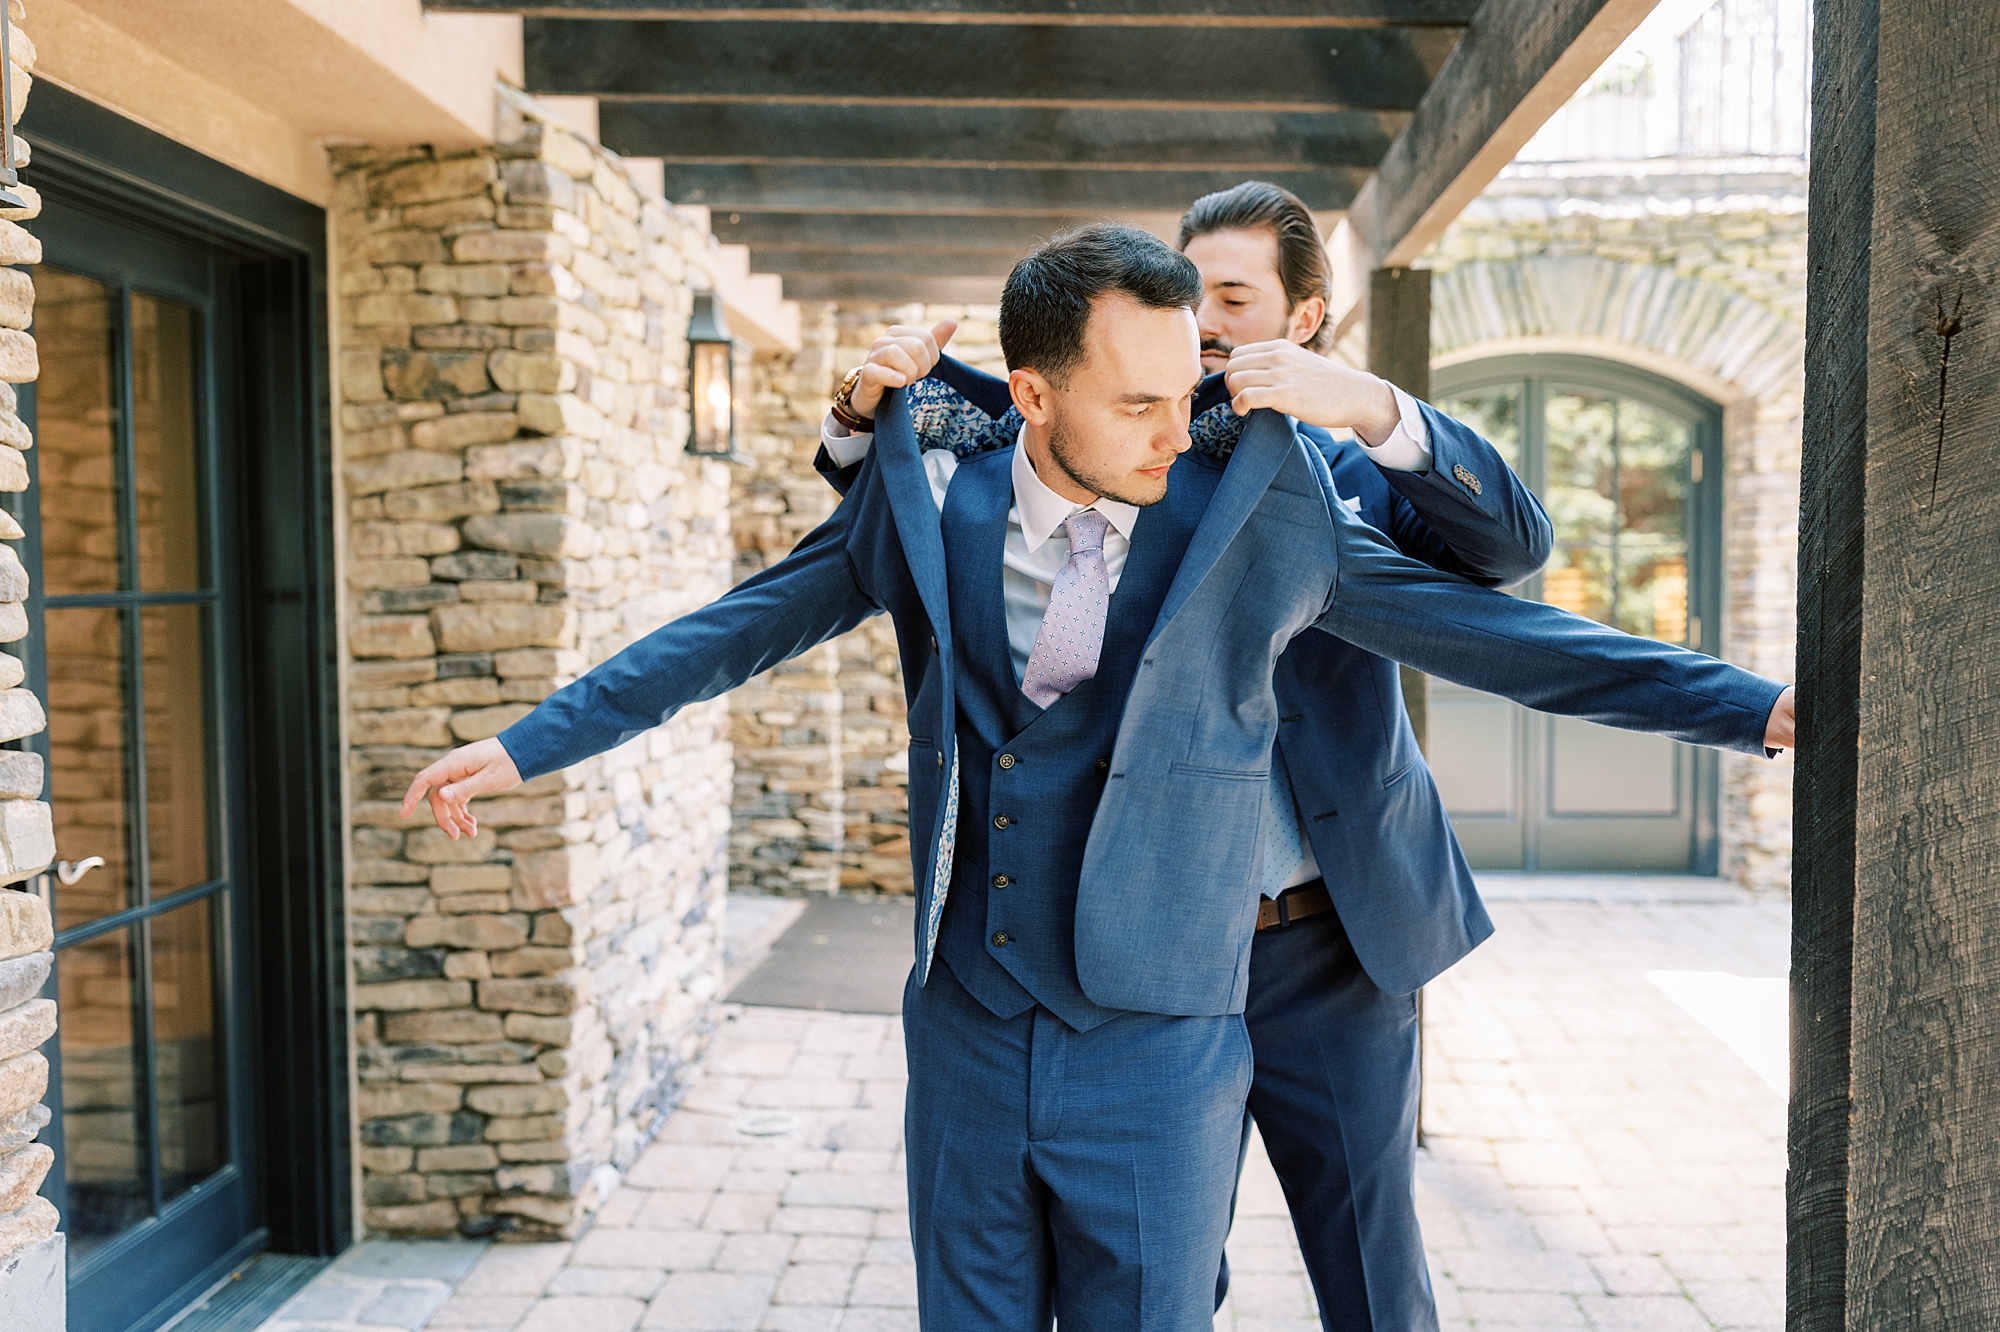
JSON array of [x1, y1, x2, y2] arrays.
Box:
[[820, 179, 1558, 1332], [402, 225, 1792, 1332]]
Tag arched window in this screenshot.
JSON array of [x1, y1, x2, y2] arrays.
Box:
[[1431, 355, 1725, 874]]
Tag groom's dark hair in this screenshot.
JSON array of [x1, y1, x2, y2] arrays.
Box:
[[1177, 180, 1333, 352], [999, 224, 1202, 383]]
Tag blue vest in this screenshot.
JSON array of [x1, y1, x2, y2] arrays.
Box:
[[934, 446, 1211, 1032]]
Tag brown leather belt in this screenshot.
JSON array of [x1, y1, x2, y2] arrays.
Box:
[[1257, 881, 1334, 931]]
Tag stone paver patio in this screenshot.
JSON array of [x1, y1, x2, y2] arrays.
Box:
[[260, 891, 1787, 1332]]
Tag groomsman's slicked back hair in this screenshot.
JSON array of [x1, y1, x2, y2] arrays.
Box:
[[1177, 181, 1334, 352], [999, 223, 1203, 383]]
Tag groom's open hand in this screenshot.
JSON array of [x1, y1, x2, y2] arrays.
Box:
[[847, 318, 957, 420], [1223, 340, 1402, 445], [401, 737, 523, 839], [1765, 685, 1796, 752]]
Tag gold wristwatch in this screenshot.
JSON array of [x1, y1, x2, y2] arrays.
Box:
[[829, 365, 873, 432]]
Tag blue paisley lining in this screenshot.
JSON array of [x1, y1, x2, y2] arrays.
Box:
[[904, 373, 1249, 461]]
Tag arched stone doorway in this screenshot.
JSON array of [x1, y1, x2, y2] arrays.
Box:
[[1427, 256, 1803, 887]]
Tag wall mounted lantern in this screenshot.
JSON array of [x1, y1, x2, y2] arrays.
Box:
[[0, 15, 27, 210], [686, 290, 740, 460]]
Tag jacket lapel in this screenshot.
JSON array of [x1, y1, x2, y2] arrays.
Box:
[[871, 386, 954, 649], [1147, 407, 1300, 646]]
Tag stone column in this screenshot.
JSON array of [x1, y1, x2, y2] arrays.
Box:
[[0, 5, 63, 1323], [336, 92, 734, 1240]]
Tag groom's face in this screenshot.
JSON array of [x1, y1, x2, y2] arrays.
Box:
[[1024, 294, 1203, 508], [1184, 226, 1298, 373]]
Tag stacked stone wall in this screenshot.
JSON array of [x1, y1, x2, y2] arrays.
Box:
[[731, 303, 1001, 896], [1428, 168, 1805, 891], [0, 8, 64, 1320], [334, 92, 734, 1239]]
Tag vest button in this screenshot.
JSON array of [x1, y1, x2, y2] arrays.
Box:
[[998, 753, 1016, 770], [937, 751, 944, 769], [930, 634, 939, 651], [1095, 758, 1109, 773], [992, 931, 1011, 947], [992, 815, 1010, 829], [992, 874, 1010, 888]]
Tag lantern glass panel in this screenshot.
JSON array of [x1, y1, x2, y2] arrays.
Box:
[[691, 341, 733, 454]]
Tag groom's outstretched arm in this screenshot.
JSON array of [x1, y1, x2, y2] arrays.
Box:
[[403, 495, 882, 833], [1309, 492, 1792, 756]]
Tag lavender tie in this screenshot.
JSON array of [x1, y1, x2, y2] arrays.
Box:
[[1022, 509, 1111, 708]]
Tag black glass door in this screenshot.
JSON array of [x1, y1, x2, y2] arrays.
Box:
[[18, 215, 258, 1332]]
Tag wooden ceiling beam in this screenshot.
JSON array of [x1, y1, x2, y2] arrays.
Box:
[[433, 0, 1480, 28], [659, 163, 1363, 213], [744, 249, 1024, 276], [781, 275, 1009, 303], [599, 104, 1406, 170], [524, 19, 1460, 111], [708, 210, 1188, 249]]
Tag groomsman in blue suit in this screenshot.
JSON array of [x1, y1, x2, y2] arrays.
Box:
[[403, 224, 1793, 1332], [815, 180, 1575, 1332]]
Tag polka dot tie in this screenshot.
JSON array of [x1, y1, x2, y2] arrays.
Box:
[[1021, 509, 1111, 709]]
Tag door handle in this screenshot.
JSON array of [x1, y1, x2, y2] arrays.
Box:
[[56, 857, 106, 886]]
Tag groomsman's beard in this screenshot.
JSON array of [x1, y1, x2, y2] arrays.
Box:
[[1046, 407, 1174, 508], [1199, 336, 1233, 373]]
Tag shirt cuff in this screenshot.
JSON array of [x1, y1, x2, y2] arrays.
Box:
[[822, 412, 875, 468], [1355, 385, 1432, 473]]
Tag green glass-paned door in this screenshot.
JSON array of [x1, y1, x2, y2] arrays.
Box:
[[28, 257, 245, 1318], [1426, 357, 1723, 873]]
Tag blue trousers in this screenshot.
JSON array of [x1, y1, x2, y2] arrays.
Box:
[[903, 956, 1252, 1331], [1226, 904, 1436, 1332]]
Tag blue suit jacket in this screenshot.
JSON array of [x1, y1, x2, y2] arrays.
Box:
[[815, 360, 1559, 996], [502, 378, 1783, 1018]]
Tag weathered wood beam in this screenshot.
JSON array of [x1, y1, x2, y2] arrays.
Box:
[[710, 210, 1186, 250], [743, 249, 1022, 276], [1343, 0, 1659, 270], [782, 275, 1007, 303], [1837, 0, 2000, 1323], [524, 19, 1460, 111], [660, 164, 1363, 213], [1789, 0, 1874, 1324], [435, 0, 1480, 27], [599, 104, 1405, 170]]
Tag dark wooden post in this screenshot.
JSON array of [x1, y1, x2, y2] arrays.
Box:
[[1793, 0, 2000, 1326], [1368, 266, 1434, 755], [1368, 265, 1435, 1148]]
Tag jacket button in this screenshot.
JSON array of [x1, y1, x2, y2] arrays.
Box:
[[993, 815, 1010, 829], [998, 753, 1016, 770], [1095, 758, 1109, 773], [992, 931, 1011, 947], [992, 874, 1010, 888]]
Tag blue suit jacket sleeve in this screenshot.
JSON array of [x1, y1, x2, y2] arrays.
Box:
[[498, 498, 881, 780], [1318, 402, 1552, 587], [1311, 495, 1782, 757]]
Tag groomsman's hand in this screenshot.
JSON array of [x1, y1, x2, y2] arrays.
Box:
[[1764, 685, 1796, 752], [848, 319, 957, 419], [1224, 340, 1402, 445], [401, 737, 523, 839]]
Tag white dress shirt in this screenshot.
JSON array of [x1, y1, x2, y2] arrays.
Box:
[[823, 393, 1432, 894]]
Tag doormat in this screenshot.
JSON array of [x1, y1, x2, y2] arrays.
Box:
[[159, 1253, 329, 1332], [725, 897, 915, 1014]]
